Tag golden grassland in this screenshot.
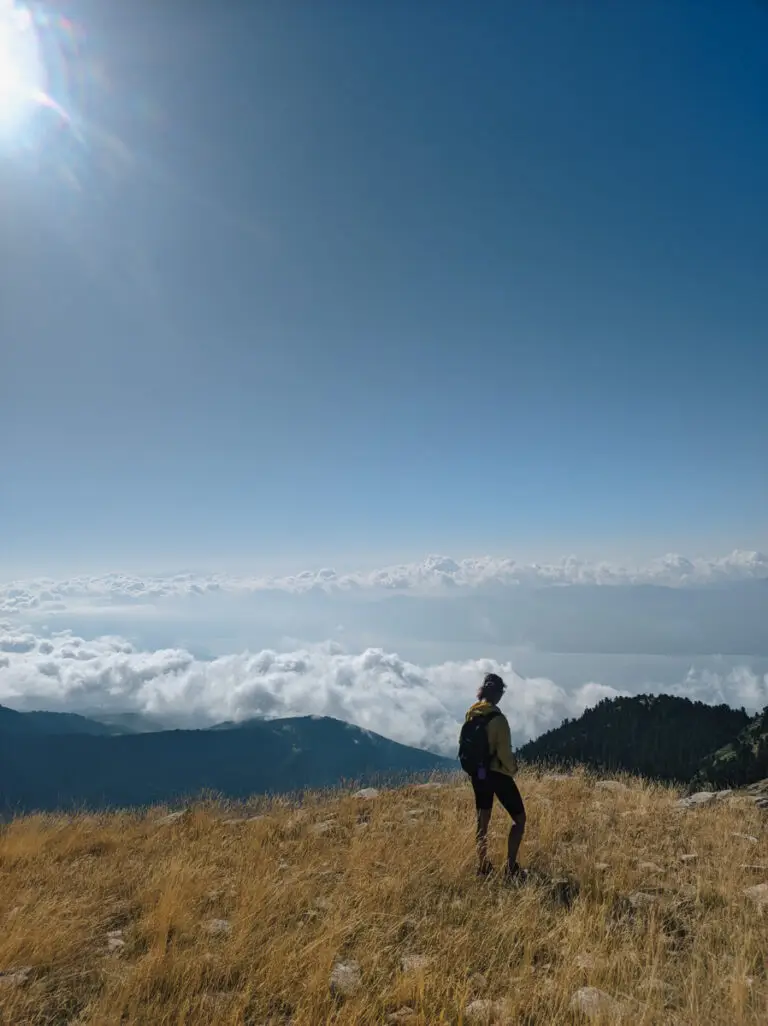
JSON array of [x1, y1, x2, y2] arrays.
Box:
[[0, 770, 766, 1025]]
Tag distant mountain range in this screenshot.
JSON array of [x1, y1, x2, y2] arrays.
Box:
[[0, 706, 451, 813], [518, 694, 767, 788], [3, 692, 766, 814]]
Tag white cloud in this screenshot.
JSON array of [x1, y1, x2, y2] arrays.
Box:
[[1, 549, 766, 616], [1, 623, 765, 754]]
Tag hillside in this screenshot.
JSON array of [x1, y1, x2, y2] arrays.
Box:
[[695, 707, 768, 788], [0, 771, 766, 1025], [0, 704, 120, 736], [0, 716, 452, 813], [517, 694, 750, 782]]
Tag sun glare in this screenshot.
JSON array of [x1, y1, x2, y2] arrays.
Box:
[[0, 0, 46, 135]]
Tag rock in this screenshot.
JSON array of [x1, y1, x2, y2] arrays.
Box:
[[311, 820, 336, 836], [569, 987, 621, 1019], [0, 967, 31, 988], [628, 891, 659, 908], [746, 779, 768, 796], [732, 833, 759, 844], [204, 918, 232, 936], [638, 861, 663, 873], [464, 998, 514, 1024], [387, 1009, 417, 1023], [156, 810, 188, 826], [401, 954, 430, 973], [329, 960, 362, 998], [574, 954, 597, 970], [679, 854, 698, 863], [415, 781, 443, 790], [675, 792, 719, 811], [593, 862, 610, 872], [755, 797, 768, 811], [596, 780, 626, 792], [715, 789, 733, 799], [468, 972, 489, 993], [107, 930, 125, 953], [744, 883, 768, 908], [353, 787, 380, 799]]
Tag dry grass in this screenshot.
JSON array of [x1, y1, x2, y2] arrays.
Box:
[[0, 769, 766, 1025]]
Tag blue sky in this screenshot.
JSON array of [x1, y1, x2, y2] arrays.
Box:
[[2, 0, 766, 575]]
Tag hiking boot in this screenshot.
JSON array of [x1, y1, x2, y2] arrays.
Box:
[[502, 862, 528, 885]]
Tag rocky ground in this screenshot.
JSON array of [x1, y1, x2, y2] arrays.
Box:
[[0, 771, 766, 1024]]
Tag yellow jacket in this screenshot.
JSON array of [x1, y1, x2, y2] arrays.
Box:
[[464, 701, 518, 777]]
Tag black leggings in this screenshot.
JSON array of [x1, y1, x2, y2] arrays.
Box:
[[471, 772, 525, 817]]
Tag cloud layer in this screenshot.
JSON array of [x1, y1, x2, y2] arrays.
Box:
[[2, 622, 766, 754], [2, 550, 767, 617]]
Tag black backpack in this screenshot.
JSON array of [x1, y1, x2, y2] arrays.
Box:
[[458, 708, 501, 776]]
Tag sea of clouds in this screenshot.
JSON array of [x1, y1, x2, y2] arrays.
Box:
[[1, 624, 767, 755], [1, 548, 767, 754], [2, 549, 767, 616]]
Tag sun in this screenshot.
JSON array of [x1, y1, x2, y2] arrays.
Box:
[[0, 0, 46, 135]]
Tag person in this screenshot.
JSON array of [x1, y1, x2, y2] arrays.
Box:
[[460, 672, 526, 879]]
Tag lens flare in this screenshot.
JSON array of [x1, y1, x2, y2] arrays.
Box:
[[0, 0, 69, 138]]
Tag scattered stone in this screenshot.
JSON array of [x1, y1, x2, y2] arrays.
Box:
[[638, 861, 663, 873], [401, 954, 430, 973], [464, 998, 513, 1024], [716, 789, 733, 800], [628, 891, 659, 908], [594, 862, 610, 872], [732, 833, 759, 844], [277, 861, 291, 873], [744, 883, 768, 908], [415, 781, 443, 790], [311, 820, 336, 836], [387, 1009, 416, 1023], [0, 967, 31, 988], [353, 787, 380, 799], [156, 810, 188, 826], [247, 815, 265, 822], [596, 780, 626, 792], [106, 930, 125, 953], [569, 987, 621, 1019], [329, 960, 362, 998], [204, 918, 232, 936], [675, 792, 720, 811], [574, 954, 597, 970], [746, 780, 768, 796], [755, 797, 768, 811], [468, 972, 488, 993], [679, 854, 698, 863]]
